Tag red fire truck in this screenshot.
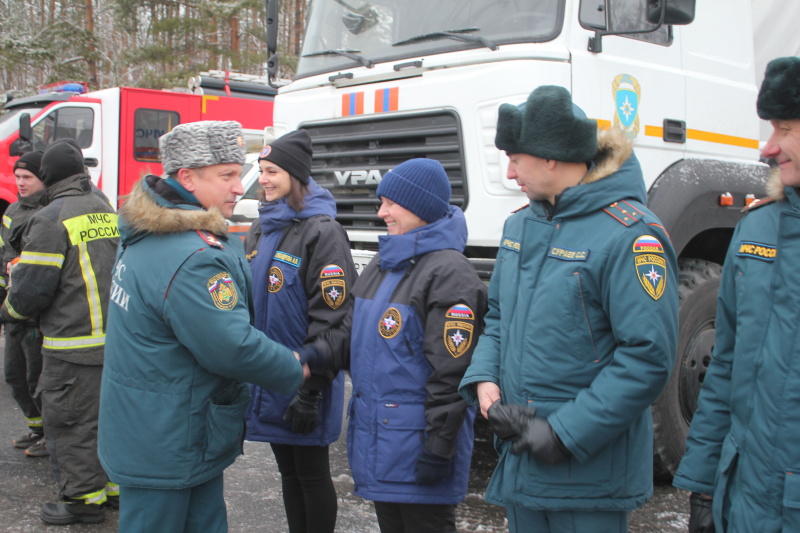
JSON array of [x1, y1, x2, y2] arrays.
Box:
[[0, 71, 276, 210]]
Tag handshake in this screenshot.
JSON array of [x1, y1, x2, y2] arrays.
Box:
[[487, 402, 570, 465]]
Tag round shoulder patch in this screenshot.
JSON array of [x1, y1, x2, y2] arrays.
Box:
[[268, 266, 284, 293], [379, 308, 402, 339]]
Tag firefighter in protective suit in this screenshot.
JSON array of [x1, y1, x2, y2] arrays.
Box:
[[2, 151, 47, 457], [0, 141, 119, 525]]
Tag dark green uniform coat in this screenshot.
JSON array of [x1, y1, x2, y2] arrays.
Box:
[[99, 176, 304, 490], [460, 130, 678, 511], [674, 172, 800, 532]]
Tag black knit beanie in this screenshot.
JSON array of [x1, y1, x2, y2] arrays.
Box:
[[41, 141, 86, 187], [757, 57, 800, 120], [375, 158, 451, 223], [258, 130, 313, 185], [13, 151, 44, 179], [495, 85, 598, 163]]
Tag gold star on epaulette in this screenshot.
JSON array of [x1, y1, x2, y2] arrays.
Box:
[[603, 201, 644, 226]]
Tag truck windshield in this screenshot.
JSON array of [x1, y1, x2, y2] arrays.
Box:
[[296, 0, 564, 78], [0, 106, 42, 140]]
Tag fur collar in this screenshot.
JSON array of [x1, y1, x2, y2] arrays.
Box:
[[581, 128, 633, 185], [120, 178, 228, 236], [765, 164, 785, 200]]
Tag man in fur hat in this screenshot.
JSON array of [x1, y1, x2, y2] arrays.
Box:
[[673, 56, 800, 533], [459, 85, 678, 533], [98, 120, 307, 533]]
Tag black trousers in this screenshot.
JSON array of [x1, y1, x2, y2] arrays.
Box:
[[3, 324, 43, 432], [38, 356, 107, 501], [271, 443, 337, 533], [373, 500, 457, 533]]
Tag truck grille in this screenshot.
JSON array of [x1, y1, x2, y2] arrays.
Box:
[[302, 110, 465, 231]]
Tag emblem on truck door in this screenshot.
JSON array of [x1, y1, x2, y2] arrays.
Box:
[[612, 74, 641, 139]]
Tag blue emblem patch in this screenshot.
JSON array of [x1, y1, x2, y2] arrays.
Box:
[[501, 237, 521, 252], [273, 251, 301, 267], [736, 241, 777, 262], [613, 74, 641, 139]]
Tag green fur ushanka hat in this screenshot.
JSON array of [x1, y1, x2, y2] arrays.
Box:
[[757, 57, 800, 120], [495, 85, 598, 163]]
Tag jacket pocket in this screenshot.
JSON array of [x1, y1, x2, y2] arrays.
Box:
[[567, 272, 599, 362], [521, 397, 614, 489], [39, 376, 78, 427], [713, 433, 739, 526], [783, 472, 800, 532], [374, 401, 426, 483], [204, 382, 250, 462], [254, 387, 294, 426]]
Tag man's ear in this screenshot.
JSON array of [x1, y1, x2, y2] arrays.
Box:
[[176, 168, 196, 192]]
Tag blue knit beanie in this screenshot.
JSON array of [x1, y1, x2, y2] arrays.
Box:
[[376, 158, 451, 223]]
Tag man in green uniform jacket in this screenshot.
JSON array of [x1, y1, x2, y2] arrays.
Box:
[[459, 86, 678, 533], [98, 121, 306, 533], [674, 57, 800, 533]]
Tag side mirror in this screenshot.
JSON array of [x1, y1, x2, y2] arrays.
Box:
[[581, 0, 695, 53], [19, 113, 32, 143], [10, 113, 33, 156], [579, 1, 607, 31], [646, 0, 695, 25]]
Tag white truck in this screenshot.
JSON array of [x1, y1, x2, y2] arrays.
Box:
[[264, 0, 800, 477]]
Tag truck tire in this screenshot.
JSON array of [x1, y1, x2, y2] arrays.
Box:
[[652, 258, 721, 480]]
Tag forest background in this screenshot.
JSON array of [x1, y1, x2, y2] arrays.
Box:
[[0, 0, 306, 98]]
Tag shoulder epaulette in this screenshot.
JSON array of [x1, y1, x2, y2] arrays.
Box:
[[512, 203, 530, 214], [742, 197, 776, 213], [196, 230, 224, 249], [603, 200, 644, 227]]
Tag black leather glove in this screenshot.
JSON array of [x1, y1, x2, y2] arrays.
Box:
[[415, 448, 452, 485], [487, 403, 569, 465], [487, 402, 535, 440], [688, 492, 715, 533], [511, 416, 570, 465], [283, 389, 322, 434]]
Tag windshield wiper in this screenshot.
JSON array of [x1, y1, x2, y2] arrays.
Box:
[[303, 49, 374, 68], [392, 28, 498, 51]]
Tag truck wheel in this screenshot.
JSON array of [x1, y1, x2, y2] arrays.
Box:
[[652, 258, 721, 480]]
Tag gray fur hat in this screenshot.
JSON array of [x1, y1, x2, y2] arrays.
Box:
[[495, 85, 598, 163], [159, 120, 246, 175]]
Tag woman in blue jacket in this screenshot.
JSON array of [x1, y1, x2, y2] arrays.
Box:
[[244, 130, 356, 533], [301, 158, 488, 533]]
